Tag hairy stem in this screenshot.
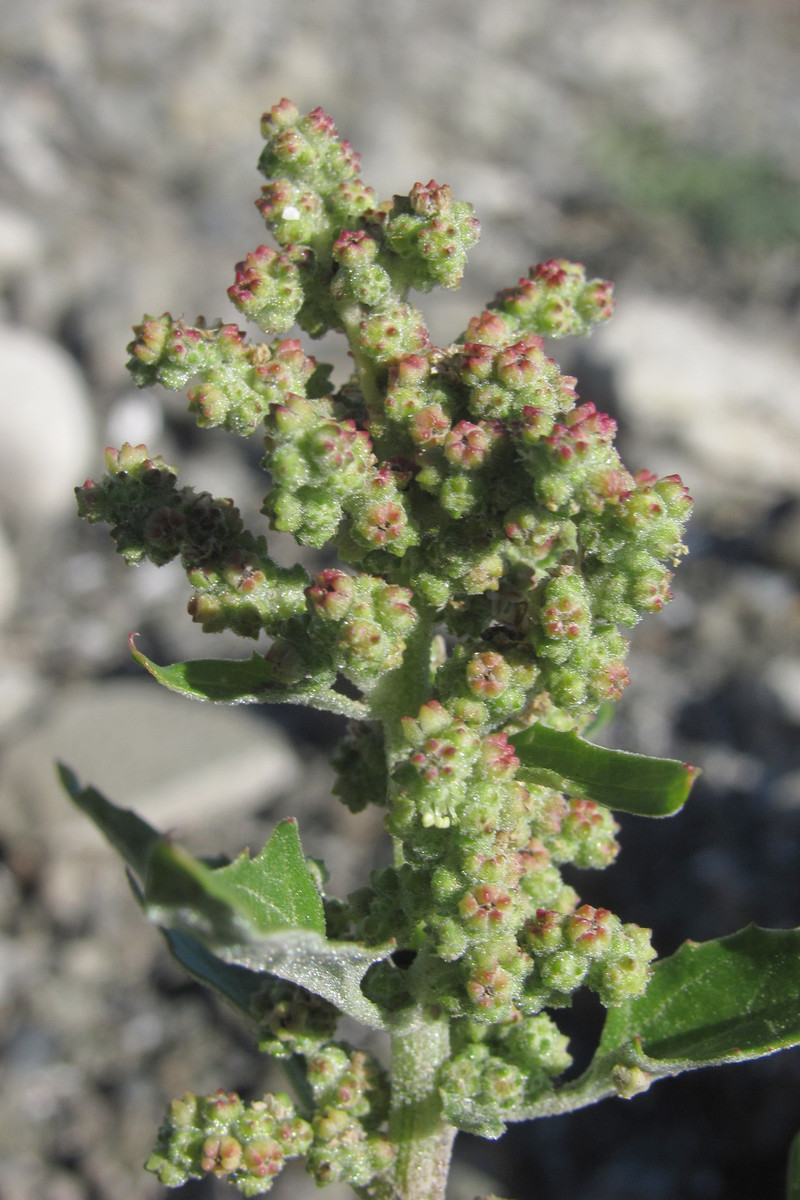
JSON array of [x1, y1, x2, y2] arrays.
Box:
[[389, 1015, 456, 1200]]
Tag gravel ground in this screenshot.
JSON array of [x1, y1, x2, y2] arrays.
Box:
[[1, 2, 800, 1198]]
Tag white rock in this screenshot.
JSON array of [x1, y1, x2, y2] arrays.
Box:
[[0, 679, 302, 848], [764, 657, 800, 726], [104, 390, 163, 451], [592, 295, 800, 504], [0, 207, 42, 280], [0, 325, 95, 527]]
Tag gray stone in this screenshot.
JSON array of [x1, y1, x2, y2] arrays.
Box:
[[764, 657, 800, 726], [0, 517, 19, 623], [592, 296, 800, 516], [0, 326, 95, 529], [0, 678, 302, 848]]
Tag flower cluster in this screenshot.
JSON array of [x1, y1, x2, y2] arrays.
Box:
[[145, 1089, 312, 1196], [251, 979, 339, 1059], [439, 1012, 572, 1137], [146, 1046, 394, 1197], [350, 697, 651, 1034], [304, 1042, 394, 1186]]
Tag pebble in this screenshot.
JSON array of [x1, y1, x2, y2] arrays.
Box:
[[591, 295, 800, 514], [0, 326, 95, 529], [764, 658, 800, 726], [0, 518, 19, 623], [0, 678, 302, 848]]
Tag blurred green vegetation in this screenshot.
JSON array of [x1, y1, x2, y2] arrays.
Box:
[[595, 122, 800, 254]]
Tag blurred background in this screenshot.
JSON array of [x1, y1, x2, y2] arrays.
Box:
[[1, 1, 800, 1197]]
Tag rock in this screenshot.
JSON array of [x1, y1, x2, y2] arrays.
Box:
[[764, 657, 800, 726], [591, 296, 800, 519], [0, 659, 43, 733], [0, 326, 95, 530], [0, 206, 42, 281], [0, 679, 302, 850]]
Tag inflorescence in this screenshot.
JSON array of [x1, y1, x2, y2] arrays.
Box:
[[76, 101, 691, 1194]]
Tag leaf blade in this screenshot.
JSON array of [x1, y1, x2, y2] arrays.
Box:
[[61, 772, 390, 1028], [143, 819, 325, 938], [597, 925, 800, 1072], [213, 929, 392, 1029], [129, 634, 286, 703], [162, 928, 265, 1015], [510, 724, 698, 817], [129, 635, 366, 717]]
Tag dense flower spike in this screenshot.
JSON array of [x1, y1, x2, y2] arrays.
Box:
[[128, 317, 330, 436], [74, 102, 695, 1198], [145, 1089, 312, 1195], [489, 259, 615, 339], [381, 180, 481, 291]]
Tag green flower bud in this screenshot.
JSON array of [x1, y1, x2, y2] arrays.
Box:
[[228, 244, 304, 333], [332, 720, 387, 813], [251, 979, 339, 1059], [256, 178, 328, 245], [539, 949, 590, 994], [490, 259, 614, 338], [259, 102, 361, 192], [382, 180, 480, 291], [146, 1088, 311, 1195], [357, 302, 431, 365], [612, 1064, 651, 1099], [494, 1012, 572, 1079]]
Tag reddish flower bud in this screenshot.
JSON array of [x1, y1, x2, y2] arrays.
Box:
[[306, 569, 355, 619], [444, 421, 492, 468]]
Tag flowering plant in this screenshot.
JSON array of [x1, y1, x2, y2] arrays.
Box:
[[61, 101, 800, 1200]]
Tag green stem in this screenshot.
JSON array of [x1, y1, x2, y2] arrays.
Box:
[[339, 302, 382, 413], [283, 1054, 315, 1121], [368, 611, 434, 871], [389, 1014, 456, 1200]]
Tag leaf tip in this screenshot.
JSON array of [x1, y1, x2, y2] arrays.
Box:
[[128, 631, 146, 663], [56, 761, 79, 797]]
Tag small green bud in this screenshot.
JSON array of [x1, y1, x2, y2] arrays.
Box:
[[228, 244, 304, 333], [490, 259, 614, 338], [146, 1087, 311, 1194], [256, 178, 328, 245], [382, 180, 480, 291], [612, 1064, 651, 1099]]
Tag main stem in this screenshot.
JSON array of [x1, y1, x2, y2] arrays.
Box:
[[368, 612, 457, 1197], [389, 1015, 456, 1200]]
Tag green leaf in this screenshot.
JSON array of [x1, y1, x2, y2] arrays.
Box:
[[129, 634, 288, 702], [60, 769, 391, 1028], [143, 819, 325, 939], [509, 723, 698, 817], [214, 928, 392, 1030], [143, 835, 390, 1026], [787, 1129, 800, 1200], [597, 925, 800, 1072], [162, 929, 266, 1015], [129, 635, 367, 718]]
